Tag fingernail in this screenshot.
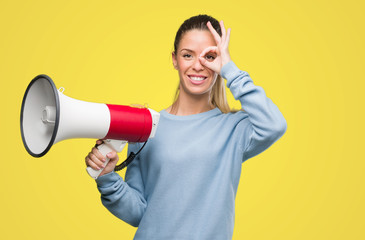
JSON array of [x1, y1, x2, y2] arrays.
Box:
[[106, 153, 111, 158]]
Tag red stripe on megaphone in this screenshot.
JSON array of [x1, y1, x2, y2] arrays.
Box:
[[104, 105, 152, 142]]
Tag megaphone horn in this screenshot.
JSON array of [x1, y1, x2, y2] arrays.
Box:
[[20, 74, 160, 179]]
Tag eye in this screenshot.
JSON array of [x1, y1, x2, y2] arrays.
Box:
[[183, 54, 192, 58], [205, 54, 216, 62]]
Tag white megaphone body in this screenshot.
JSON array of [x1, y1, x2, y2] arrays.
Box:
[[20, 74, 160, 179]]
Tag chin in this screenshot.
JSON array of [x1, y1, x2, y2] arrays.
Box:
[[182, 79, 215, 96]]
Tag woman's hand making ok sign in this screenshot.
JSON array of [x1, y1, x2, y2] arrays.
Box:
[[198, 20, 232, 74]]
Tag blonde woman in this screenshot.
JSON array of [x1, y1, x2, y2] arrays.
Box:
[[85, 14, 287, 240]]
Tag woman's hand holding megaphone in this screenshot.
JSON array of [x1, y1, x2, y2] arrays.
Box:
[[85, 139, 119, 177]]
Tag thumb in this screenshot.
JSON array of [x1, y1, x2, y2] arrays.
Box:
[[99, 151, 119, 177], [106, 151, 119, 163], [199, 56, 219, 73], [199, 56, 212, 69]]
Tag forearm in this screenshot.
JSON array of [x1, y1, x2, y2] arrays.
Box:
[[96, 171, 147, 227], [221, 61, 287, 160]]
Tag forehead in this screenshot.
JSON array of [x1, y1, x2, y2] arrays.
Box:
[[178, 30, 216, 51]]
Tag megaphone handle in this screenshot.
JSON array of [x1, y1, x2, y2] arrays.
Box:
[[86, 140, 127, 179]]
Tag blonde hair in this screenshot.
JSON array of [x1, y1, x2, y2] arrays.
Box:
[[210, 75, 231, 113]]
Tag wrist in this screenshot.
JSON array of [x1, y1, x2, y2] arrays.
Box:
[[222, 57, 232, 68], [95, 171, 120, 187]]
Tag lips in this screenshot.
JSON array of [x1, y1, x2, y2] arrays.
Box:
[[188, 75, 207, 85]]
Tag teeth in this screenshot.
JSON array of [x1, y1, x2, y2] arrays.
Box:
[[190, 76, 206, 81]]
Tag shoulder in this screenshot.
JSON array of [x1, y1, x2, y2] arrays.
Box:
[[216, 109, 249, 124], [217, 110, 252, 139], [203, 109, 251, 140]]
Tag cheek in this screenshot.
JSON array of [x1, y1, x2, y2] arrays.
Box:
[[210, 71, 218, 81], [176, 63, 191, 79], [211, 73, 218, 85], [177, 60, 190, 71]]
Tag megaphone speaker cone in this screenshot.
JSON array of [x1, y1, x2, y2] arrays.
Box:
[[20, 74, 60, 157]]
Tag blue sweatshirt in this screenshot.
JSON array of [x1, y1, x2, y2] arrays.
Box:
[[95, 61, 287, 240]]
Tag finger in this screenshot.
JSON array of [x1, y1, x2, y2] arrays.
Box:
[[88, 152, 105, 169], [85, 156, 101, 170], [198, 55, 209, 68], [198, 55, 217, 72], [94, 140, 102, 149], [92, 147, 106, 162], [200, 46, 218, 58], [85, 156, 89, 166], [207, 21, 221, 44], [106, 151, 119, 163], [220, 20, 226, 43], [95, 139, 103, 147], [225, 28, 231, 48]]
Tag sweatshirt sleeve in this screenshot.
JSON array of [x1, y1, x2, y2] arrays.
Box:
[[95, 144, 146, 227], [220, 61, 287, 162]]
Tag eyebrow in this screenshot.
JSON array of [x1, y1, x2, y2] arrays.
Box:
[[180, 48, 194, 53]]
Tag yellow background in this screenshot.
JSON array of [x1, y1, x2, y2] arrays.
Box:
[[1, 0, 364, 239]]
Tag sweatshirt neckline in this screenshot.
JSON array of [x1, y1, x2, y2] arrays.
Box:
[[160, 107, 221, 120]]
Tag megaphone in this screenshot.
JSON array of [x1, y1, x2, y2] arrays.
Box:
[[20, 74, 160, 179]]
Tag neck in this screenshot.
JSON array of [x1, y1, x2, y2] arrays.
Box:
[[168, 90, 214, 116]]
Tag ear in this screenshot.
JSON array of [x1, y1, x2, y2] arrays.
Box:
[[172, 51, 178, 69]]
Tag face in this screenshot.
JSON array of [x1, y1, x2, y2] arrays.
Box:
[[172, 29, 218, 98]]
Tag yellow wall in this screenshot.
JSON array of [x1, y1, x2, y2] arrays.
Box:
[[1, 0, 364, 239]]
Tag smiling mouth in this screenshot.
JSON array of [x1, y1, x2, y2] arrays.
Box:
[[188, 75, 207, 81]]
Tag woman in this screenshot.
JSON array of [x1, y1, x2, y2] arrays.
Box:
[[85, 14, 287, 240]]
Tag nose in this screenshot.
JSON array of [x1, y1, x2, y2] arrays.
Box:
[[192, 57, 204, 71]]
